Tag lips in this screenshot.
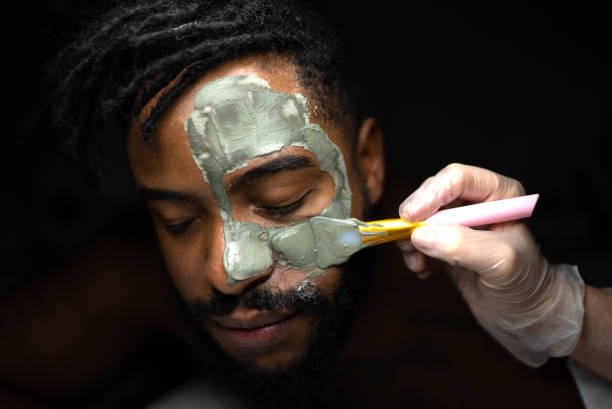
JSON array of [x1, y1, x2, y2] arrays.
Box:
[[209, 309, 299, 349], [212, 310, 296, 329]]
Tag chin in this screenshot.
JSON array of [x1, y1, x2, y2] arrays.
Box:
[[236, 348, 308, 374], [179, 248, 373, 407]]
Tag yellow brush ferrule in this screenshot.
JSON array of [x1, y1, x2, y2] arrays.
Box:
[[358, 219, 426, 247]]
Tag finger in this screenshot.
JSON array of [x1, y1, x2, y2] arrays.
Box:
[[396, 238, 416, 252], [399, 163, 525, 222], [416, 269, 432, 280], [397, 176, 435, 222], [402, 252, 428, 274], [416, 176, 436, 192], [410, 224, 532, 278]]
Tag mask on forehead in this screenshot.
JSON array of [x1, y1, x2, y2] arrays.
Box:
[[185, 75, 352, 285]]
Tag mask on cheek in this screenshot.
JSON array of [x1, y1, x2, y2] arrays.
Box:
[[185, 75, 352, 285]]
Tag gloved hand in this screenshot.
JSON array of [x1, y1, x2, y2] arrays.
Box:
[[397, 163, 585, 367]]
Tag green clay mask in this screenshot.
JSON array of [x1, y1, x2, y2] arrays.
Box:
[[185, 75, 352, 284]]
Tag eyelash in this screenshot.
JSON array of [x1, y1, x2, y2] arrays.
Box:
[[260, 195, 307, 219], [166, 219, 195, 235]]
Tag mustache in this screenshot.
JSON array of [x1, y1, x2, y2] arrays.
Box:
[[185, 280, 325, 318]]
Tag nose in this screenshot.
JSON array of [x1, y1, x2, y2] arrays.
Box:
[[207, 221, 275, 295]]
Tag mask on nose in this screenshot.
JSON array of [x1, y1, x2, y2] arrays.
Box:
[[185, 75, 352, 285]]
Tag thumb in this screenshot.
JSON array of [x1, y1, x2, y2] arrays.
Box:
[[411, 224, 515, 276]]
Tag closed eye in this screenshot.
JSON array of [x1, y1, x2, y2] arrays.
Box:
[[166, 219, 195, 234], [257, 193, 308, 219]]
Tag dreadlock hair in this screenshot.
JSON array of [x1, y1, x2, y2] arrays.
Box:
[[50, 0, 363, 182]]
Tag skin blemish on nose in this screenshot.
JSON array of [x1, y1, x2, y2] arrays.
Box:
[[185, 74, 352, 285]]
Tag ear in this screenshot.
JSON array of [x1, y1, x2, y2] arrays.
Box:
[[355, 118, 385, 205]]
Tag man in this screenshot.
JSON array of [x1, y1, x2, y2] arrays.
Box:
[[1, 1, 610, 408]]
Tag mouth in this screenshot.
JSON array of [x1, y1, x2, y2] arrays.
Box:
[[209, 310, 300, 349]]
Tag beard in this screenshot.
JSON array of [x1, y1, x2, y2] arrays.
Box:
[[177, 181, 375, 408], [178, 247, 373, 409]]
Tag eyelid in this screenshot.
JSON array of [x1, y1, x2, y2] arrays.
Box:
[[150, 207, 200, 234], [253, 189, 310, 208], [256, 191, 310, 219], [251, 183, 314, 206], [166, 218, 195, 234], [157, 213, 196, 225]]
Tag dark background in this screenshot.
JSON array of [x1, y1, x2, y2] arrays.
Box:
[[3, 0, 609, 289]]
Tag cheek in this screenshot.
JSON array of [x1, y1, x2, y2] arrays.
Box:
[[152, 222, 219, 301], [306, 266, 344, 298]]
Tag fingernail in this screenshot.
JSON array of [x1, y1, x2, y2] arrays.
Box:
[[400, 195, 417, 218], [402, 253, 415, 271]]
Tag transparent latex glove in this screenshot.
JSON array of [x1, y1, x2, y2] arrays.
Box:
[[397, 163, 585, 367]]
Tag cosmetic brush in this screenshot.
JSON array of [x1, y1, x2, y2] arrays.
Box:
[[358, 193, 540, 247], [306, 194, 540, 268]]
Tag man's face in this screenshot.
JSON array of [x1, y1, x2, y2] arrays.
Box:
[[127, 55, 381, 374]]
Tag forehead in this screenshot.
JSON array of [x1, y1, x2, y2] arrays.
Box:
[[127, 55, 348, 187]]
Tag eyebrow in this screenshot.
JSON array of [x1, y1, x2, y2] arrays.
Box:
[[138, 187, 201, 205], [138, 154, 316, 202], [230, 154, 315, 191]]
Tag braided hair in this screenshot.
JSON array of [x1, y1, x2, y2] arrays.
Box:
[[50, 0, 362, 181]]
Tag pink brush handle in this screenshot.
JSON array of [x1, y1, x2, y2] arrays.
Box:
[[425, 194, 539, 227]]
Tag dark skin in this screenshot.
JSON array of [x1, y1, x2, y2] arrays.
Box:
[[128, 54, 385, 371], [0, 54, 385, 405], [3, 53, 604, 409]]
